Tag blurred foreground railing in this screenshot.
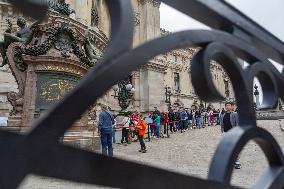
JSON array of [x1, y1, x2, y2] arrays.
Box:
[[1, 0, 284, 188]]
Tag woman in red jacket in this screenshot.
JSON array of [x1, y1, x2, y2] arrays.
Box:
[[136, 114, 147, 153]]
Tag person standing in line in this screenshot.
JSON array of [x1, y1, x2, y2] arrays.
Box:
[[168, 109, 175, 133], [153, 106, 161, 115], [216, 109, 221, 126], [220, 101, 241, 169], [204, 110, 209, 126], [164, 111, 169, 135], [153, 112, 161, 139], [195, 110, 201, 129], [160, 112, 166, 137], [209, 110, 214, 126], [108, 107, 116, 144], [149, 111, 156, 137], [221, 108, 226, 115], [192, 110, 197, 129], [112, 114, 117, 143], [200, 110, 205, 128], [136, 114, 147, 153], [98, 105, 115, 157], [174, 111, 179, 131], [130, 110, 139, 141], [188, 110, 193, 129], [179, 108, 187, 133], [120, 113, 131, 145], [185, 108, 191, 130]]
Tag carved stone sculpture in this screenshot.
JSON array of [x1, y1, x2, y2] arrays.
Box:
[[0, 17, 39, 67], [91, 0, 99, 27], [7, 91, 24, 116], [84, 30, 101, 64], [48, 0, 75, 17]]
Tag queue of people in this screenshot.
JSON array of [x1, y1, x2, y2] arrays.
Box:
[[98, 102, 241, 169]]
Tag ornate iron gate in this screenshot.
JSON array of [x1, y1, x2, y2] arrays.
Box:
[[2, 0, 284, 188]]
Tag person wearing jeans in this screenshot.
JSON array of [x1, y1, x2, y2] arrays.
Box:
[[98, 105, 114, 157], [120, 113, 131, 144], [195, 110, 202, 129], [179, 109, 187, 133], [112, 115, 117, 143], [168, 109, 175, 133], [153, 113, 161, 138], [220, 101, 241, 169]]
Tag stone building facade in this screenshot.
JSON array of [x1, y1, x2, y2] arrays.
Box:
[[0, 0, 234, 118]]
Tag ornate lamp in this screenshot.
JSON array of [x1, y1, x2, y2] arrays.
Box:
[[254, 84, 260, 108], [112, 78, 135, 112], [165, 86, 172, 111]]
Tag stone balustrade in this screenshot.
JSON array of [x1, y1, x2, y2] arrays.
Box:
[[256, 110, 284, 120]]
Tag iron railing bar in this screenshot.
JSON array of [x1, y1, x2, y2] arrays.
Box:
[[162, 0, 284, 65]]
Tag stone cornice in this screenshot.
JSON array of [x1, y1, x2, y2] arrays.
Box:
[[141, 61, 167, 73]]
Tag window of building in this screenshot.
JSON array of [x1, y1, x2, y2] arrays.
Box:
[[174, 72, 180, 92]]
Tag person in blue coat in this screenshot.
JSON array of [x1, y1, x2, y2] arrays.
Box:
[[98, 105, 115, 157]]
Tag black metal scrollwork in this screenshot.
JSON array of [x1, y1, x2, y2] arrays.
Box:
[[3, 0, 284, 188]]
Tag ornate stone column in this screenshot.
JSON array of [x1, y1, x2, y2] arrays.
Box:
[[139, 61, 167, 112], [137, 0, 161, 42], [132, 71, 141, 111]]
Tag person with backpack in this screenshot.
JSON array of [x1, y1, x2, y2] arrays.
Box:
[[120, 113, 131, 145], [98, 104, 115, 157], [136, 114, 147, 153]]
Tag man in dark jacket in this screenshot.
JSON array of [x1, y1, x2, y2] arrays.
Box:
[[220, 101, 241, 169], [98, 104, 114, 157], [168, 109, 175, 133]]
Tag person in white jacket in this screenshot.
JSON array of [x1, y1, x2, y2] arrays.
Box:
[[120, 113, 131, 145]]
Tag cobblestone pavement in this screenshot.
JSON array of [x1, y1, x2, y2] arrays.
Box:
[[20, 120, 284, 189]]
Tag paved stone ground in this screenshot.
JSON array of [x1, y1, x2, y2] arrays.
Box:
[[19, 120, 284, 189]]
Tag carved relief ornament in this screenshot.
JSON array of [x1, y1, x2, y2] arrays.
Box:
[[137, 0, 161, 7]]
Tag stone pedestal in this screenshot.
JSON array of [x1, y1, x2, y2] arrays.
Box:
[[4, 12, 107, 139]]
